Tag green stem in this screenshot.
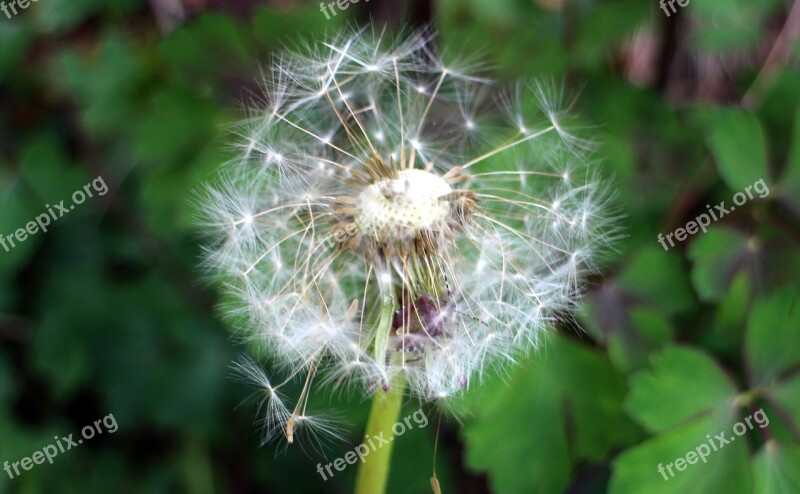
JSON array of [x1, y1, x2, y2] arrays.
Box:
[[355, 289, 406, 494], [354, 371, 407, 494]]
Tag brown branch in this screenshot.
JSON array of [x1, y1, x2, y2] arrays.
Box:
[[742, 0, 800, 107]]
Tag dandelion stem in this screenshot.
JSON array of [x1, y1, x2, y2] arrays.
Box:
[[354, 371, 407, 494]]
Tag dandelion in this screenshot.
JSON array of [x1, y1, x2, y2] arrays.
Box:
[[202, 27, 613, 491]]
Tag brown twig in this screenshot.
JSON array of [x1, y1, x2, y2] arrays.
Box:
[[742, 0, 800, 107]]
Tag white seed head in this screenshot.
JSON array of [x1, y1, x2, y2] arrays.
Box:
[[201, 28, 615, 445]]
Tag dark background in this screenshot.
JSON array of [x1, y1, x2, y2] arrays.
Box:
[[1, 0, 799, 493]]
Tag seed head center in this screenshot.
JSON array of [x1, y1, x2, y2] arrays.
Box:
[[356, 169, 452, 239]]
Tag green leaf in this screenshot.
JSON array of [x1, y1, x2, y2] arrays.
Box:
[[689, 0, 782, 54], [745, 288, 800, 387], [573, 0, 650, 70], [55, 34, 147, 138], [626, 346, 738, 433], [688, 228, 749, 302], [437, 0, 568, 78], [708, 271, 750, 355], [780, 106, 800, 213], [0, 175, 41, 275], [158, 13, 250, 89], [34, 0, 105, 33], [707, 109, 770, 191], [785, 107, 800, 185], [770, 376, 800, 435], [389, 410, 455, 494], [613, 346, 758, 494], [31, 263, 105, 397], [252, 6, 349, 45], [464, 358, 569, 494], [617, 246, 695, 315], [463, 336, 632, 494], [752, 442, 800, 494], [604, 306, 675, 374], [0, 21, 31, 80], [610, 416, 751, 494], [18, 134, 90, 202], [133, 87, 221, 167]]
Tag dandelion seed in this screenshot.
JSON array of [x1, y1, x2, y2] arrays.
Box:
[[202, 29, 614, 446]]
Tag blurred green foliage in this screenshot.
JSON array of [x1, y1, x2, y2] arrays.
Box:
[[0, 0, 798, 493]]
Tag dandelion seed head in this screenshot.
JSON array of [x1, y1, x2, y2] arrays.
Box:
[[202, 28, 615, 444], [356, 169, 452, 239]]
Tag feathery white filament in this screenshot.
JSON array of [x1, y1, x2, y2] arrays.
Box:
[[201, 28, 613, 445]]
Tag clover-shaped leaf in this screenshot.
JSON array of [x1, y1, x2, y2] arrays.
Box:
[[707, 110, 770, 191], [612, 347, 755, 494], [752, 442, 800, 493], [464, 336, 632, 494], [626, 346, 738, 432], [688, 228, 750, 302]]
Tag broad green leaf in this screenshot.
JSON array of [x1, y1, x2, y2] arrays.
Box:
[[761, 71, 800, 133], [745, 288, 800, 386], [707, 109, 770, 191], [689, 0, 782, 54], [628, 308, 674, 346], [708, 271, 750, 355], [0, 176, 41, 275], [745, 290, 800, 435], [610, 416, 751, 494], [780, 106, 800, 214], [388, 409, 455, 494], [464, 353, 569, 494], [252, 7, 344, 48], [770, 377, 800, 432], [34, 0, 143, 33], [55, 35, 147, 138], [158, 13, 250, 89], [18, 134, 90, 202], [617, 246, 695, 315], [604, 306, 675, 374], [133, 87, 221, 167], [32, 264, 104, 397], [464, 336, 632, 494], [784, 107, 800, 186], [688, 228, 749, 302], [614, 347, 762, 494], [0, 22, 31, 80], [752, 442, 800, 494], [34, 0, 105, 33], [438, 0, 568, 77], [461, 0, 518, 25], [573, 0, 650, 70], [626, 346, 738, 433]]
